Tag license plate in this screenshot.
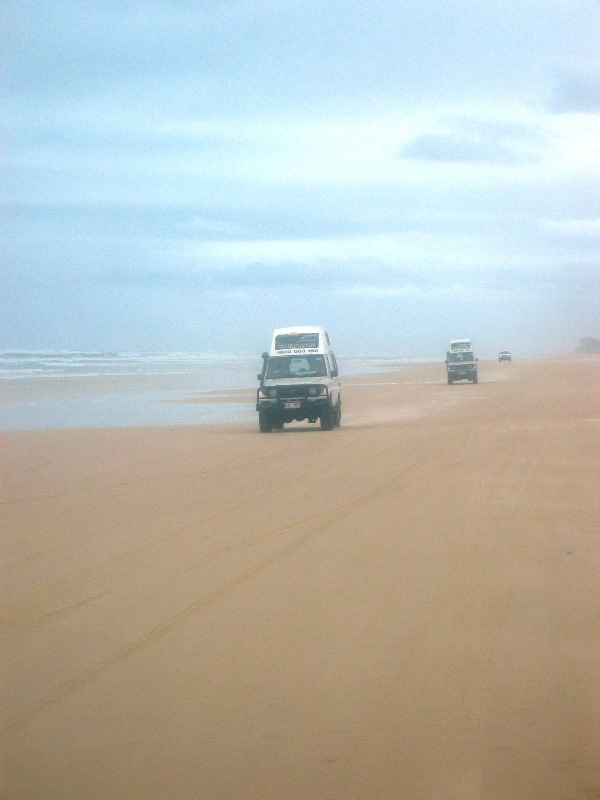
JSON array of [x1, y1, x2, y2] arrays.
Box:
[[284, 401, 301, 409]]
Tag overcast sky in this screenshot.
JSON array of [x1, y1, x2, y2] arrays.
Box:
[[2, 0, 599, 358]]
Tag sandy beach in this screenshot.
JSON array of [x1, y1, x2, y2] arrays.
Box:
[[2, 357, 599, 800]]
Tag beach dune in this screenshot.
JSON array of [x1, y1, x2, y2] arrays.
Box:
[[2, 358, 600, 799]]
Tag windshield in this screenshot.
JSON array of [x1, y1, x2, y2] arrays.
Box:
[[448, 351, 475, 363], [266, 355, 328, 379]]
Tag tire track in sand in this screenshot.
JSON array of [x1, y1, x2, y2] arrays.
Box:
[[2, 425, 510, 735]]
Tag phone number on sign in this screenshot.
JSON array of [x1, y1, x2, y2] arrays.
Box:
[[276, 348, 319, 355]]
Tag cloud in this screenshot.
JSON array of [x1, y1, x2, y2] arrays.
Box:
[[94, 258, 600, 302], [2, 0, 600, 355], [5, 0, 597, 118], [180, 217, 251, 238], [540, 217, 600, 237], [549, 66, 600, 113], [401, 119, 546, 164], [96, 262, 431, 292]]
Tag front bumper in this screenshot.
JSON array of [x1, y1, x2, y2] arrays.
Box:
[[448, 367, 477, 380], [256, 396, 329, 416]]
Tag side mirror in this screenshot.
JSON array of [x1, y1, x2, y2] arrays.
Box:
[[261, 352, 269, 360], [257, 374, 263, 381]]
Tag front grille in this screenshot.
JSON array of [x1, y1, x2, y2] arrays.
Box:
[[275, 384, 313, 399]]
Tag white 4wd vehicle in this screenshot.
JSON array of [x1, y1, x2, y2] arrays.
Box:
[[450, 338, 471, 352], [446, 349, 478, 384], [256, 327, 341, 432]]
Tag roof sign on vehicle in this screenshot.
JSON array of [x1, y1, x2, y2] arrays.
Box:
[[274, 332, 320, 351]]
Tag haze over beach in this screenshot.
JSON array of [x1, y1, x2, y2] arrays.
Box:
[[0, 350, 423, 430], [1, 1, 599, 357]]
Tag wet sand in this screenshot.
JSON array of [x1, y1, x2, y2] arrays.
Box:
[[2, 358, 600, 799]]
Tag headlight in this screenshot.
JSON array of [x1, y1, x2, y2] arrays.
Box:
[[308, 386, 317, 396], [268, 388, 277, 398]]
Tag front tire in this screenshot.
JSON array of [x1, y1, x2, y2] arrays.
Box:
[[259, 411, 273, 432], [333, 401, 341, 428], [472, 373, 478, 384], [320, 405, 334, 431]]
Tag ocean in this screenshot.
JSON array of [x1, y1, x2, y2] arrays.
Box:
[[0, 350, 426, 431]]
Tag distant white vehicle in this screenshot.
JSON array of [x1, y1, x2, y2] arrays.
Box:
[[450, 338, 471, 352], [256, 326, 341, 432]]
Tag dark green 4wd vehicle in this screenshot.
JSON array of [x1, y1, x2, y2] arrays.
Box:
[[446, 350, 478, 384]]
